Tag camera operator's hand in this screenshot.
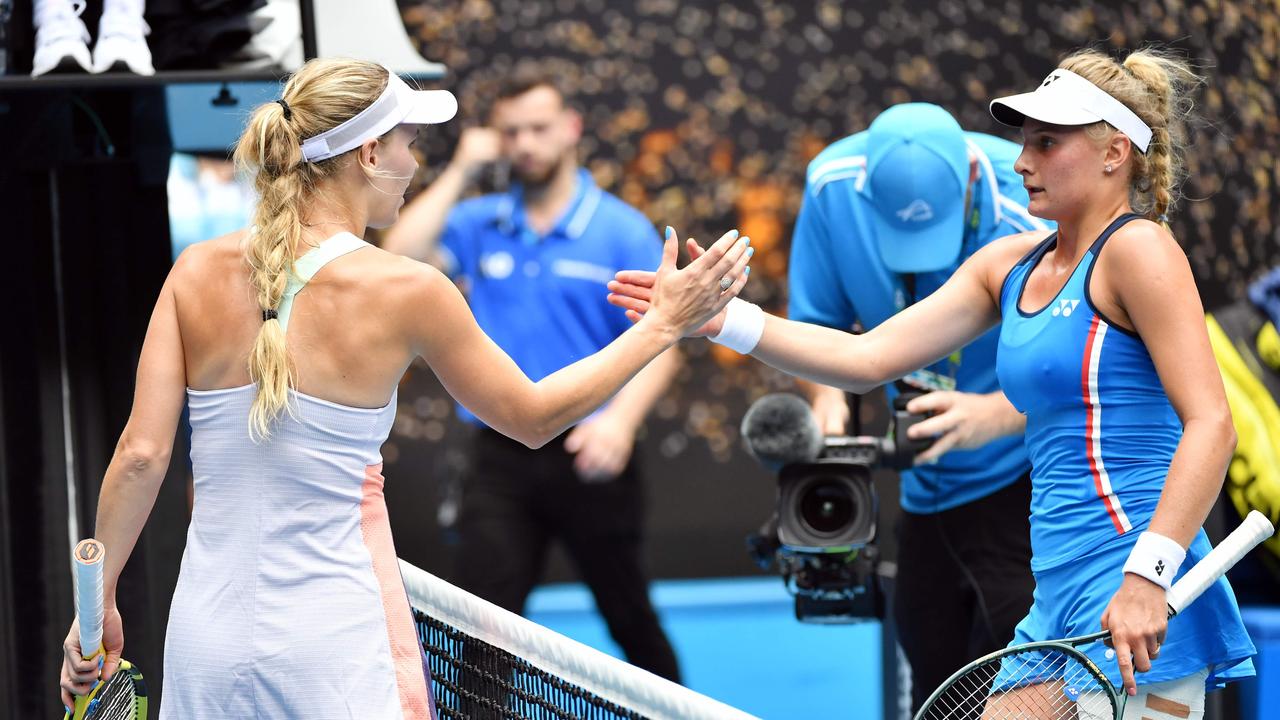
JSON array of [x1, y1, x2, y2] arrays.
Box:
[[904, 390, 1026, 465], [805, 383, 850, 436]]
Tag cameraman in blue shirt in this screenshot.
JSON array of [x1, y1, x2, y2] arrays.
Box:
[[383, 68, 681, 681], [788, 103, 1048, 710]]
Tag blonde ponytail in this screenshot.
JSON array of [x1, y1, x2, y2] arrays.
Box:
[[1060, 47, 1204, 226], [232, 58, 390, 438]]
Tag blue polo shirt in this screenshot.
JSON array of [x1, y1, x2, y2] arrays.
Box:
[[440, 168, 663, 425], [788, 132, 1050, 513]]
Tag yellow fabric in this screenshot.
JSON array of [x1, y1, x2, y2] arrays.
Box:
[[1256, 320, 1280, 370], [1206, 315, 1280, 562]]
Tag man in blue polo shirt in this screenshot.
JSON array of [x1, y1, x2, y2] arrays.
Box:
[[789, 103, 1049, 710], [383, 68, 681, 681]]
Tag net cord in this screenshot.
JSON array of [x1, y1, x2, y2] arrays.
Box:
[[400, 559, 760, 720]]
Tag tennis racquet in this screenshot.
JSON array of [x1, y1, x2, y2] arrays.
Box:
[[64, 539, 148, 720], [915, 510, 1275, 720]]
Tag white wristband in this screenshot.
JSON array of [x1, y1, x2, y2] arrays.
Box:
[[709, 298, 765, 354], [1123, 531, 1186, 590]]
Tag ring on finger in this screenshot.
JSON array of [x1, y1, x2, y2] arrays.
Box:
[[719, 276, 733, 292]]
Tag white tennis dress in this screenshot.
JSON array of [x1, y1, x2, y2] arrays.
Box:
[[161, 234, 435, 719]]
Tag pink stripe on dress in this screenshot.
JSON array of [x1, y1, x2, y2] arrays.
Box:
[[361, 462, 436, 720]]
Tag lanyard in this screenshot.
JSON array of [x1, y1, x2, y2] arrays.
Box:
[[895, 195, 982, 393]]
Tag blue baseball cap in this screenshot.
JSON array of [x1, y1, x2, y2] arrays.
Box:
[[864, 103, 971, 274]]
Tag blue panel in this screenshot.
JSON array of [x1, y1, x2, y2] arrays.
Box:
[[1239, 606, 1280, 720], [527, 577, 881, 719], [165, 82, 282, 155]]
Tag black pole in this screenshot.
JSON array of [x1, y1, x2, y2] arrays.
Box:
[[298, 0, 318, 61]]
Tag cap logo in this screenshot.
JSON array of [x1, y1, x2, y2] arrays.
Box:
[[994, 68, 1153, 153], [895, 199, 934, 223]]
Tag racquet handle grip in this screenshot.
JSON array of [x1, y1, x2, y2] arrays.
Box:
[[73, 538, 105, 660], [1167, 511, 1274, 616]]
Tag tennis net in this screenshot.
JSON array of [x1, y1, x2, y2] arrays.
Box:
[[399, 559, 759, 720]]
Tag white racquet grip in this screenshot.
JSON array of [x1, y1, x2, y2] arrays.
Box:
[[73, 538, 105, 659], [1167, 510, 1275, 615], [1123, 531, 1186, 591], [709, 298, 765, 354]]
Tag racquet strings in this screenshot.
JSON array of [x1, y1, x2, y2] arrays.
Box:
[[82, 664, 145, 720], [918, 644, 1114, 720]]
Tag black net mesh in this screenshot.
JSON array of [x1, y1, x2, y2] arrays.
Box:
[[415, 609, 649, 720]]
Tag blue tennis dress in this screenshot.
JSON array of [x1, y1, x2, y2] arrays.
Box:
[[996, 214, 1255, 689]]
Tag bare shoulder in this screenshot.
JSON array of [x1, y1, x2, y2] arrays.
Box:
[[1099, 218, 1189, 278], [334, 245, 463, 321], [968, 229, 1054, 292], [974, 230, 1052, 265], [171, 230, 248, 280], [350, 245, 453, 297], [340, 247, 470, 356]]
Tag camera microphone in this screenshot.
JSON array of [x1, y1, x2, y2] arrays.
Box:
[[740, 393, 825, 471]]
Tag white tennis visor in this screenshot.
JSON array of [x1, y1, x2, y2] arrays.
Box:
[[300, 70, 458, 162], [989, 68, 1152, 153]]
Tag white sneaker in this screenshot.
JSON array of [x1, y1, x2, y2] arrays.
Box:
[[91, 0, 154, 75], [31, 0, 92, 77]]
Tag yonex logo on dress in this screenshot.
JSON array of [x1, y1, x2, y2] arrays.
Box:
[[1155, 560, 1165, 576], [1051, 299, 1080, 317], [895, 199, 934, 223]]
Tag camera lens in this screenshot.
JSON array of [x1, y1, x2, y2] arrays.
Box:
[[799, 479, 855, 535]]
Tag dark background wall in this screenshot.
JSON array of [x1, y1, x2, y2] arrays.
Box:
[[384, 0, 1280, 587]]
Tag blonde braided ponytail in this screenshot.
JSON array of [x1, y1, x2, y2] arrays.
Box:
[[232, 59, 389, 438]]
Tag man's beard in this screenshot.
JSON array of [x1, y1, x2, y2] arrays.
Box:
[[513, 153, 565, 189]]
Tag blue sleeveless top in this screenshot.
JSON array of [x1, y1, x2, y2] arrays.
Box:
[[997, 215, 1256, 687], [997, 214, 1182, 571]]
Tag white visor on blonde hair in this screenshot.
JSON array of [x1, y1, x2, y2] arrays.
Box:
[[300, 70, 458, 162], [989, 68, 1152, 153]]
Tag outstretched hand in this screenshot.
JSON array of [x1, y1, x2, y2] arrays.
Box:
[[609, 232, 749, 338]]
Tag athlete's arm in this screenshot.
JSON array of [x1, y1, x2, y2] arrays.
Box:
[[93, 257, 189, 608], [610, 235, 1039, 393], [1097, 221, 1235, 692], [63, 252, 190, 699], [758, 234, 1045, 393], [1105, 223, 1234, 544], [409, 229, 750, 448]]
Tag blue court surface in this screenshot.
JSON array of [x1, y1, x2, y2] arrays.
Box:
[[526, 577, 882, 719]]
